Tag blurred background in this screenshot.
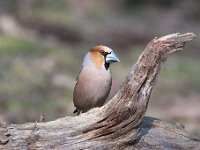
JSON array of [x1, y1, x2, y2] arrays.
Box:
[[0, 0, 199, 136]]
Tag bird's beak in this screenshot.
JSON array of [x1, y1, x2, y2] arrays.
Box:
[[105, 51, 120, 63]]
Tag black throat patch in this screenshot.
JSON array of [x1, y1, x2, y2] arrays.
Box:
[[104, 63, 110, 70]]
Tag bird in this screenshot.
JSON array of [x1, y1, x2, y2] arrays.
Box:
[[73, 45, 120, 115]]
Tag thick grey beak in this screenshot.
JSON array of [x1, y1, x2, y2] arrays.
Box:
[[105, 51, 120, 63]]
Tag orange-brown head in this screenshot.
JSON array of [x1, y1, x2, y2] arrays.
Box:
[[83, 45, 120, 70]]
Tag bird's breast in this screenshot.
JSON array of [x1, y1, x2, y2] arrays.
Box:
[[73, 68, 112, 111], [78, 68, 111, 95]]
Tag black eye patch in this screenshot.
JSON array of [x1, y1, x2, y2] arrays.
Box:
[[100, 50, 111, 56]]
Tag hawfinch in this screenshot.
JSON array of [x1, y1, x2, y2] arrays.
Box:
[[73, 45, 120, 115]]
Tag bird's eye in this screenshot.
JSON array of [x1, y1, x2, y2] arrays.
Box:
[[100, 50, 106, 56], [100, 50, 112, 56]]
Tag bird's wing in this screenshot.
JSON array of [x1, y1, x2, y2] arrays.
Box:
[[73, 69, 94, 112], [76, 67, 83, 81]]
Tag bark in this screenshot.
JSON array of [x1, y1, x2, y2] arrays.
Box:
[[0, 33, 199, 150]]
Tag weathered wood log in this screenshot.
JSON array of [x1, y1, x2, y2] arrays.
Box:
[[0, 33, 199, 150]]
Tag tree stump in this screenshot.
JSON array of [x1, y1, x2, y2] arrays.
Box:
[[0, 33, 199, 150]]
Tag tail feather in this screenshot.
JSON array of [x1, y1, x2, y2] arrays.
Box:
[[73, 108, 81, 115], [73, 109, 78, 113]]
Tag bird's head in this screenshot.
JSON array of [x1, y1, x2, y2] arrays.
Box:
[[83, 45, 120, 70]]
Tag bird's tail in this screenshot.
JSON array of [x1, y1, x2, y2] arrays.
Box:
[[73, 108, 78, 113], [73, 108, 81, 115]]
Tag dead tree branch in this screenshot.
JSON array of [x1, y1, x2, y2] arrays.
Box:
[[0, 33, 199, 150]]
